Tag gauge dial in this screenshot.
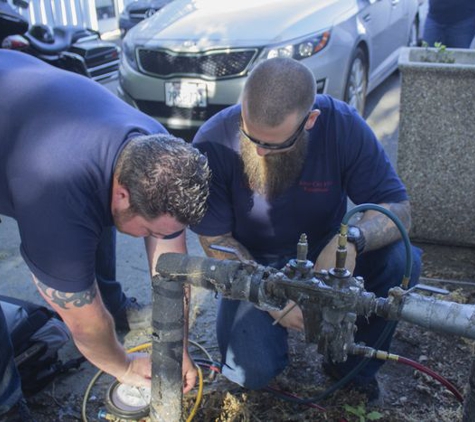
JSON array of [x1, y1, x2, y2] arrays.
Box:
[[106, 380, 150, 419]]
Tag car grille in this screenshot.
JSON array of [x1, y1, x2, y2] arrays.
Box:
[[137, 48, 259, 79], [69, 44, 120, 82], [136, 100, 229, 121], [70, 45, 119, 68]]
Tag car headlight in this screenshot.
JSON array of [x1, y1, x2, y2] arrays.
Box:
[[122, 36, 139, 71], [261, 30, 331, 61]]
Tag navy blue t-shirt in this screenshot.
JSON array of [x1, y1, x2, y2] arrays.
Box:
[[0, 51, 166, 292], [191, 96, 407, 263]]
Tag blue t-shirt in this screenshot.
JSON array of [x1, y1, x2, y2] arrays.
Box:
[[0, 51, 166, 292], [191, 95, 407, 263]]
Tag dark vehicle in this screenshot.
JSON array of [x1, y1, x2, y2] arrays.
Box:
[[119, 0, 172, 37], [0, 0, 28, 42], [0, 0, 120, 82]]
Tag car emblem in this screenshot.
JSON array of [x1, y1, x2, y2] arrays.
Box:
[[145, 8, 157, 18], [182, 40, 197, 48]]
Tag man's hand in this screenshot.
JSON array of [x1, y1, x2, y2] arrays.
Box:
[[182, 350, 198, 394], [268, 300, 304, 331], [117, 349, 197, 393], [118, 352, 152, 388], [315, 234, 357, 274]]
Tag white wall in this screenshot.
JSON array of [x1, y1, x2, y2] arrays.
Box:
[[13, 0, 124, 33]]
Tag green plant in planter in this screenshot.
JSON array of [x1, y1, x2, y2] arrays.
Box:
[[420, 41, 455, 64], [343, 403, 383, 422]]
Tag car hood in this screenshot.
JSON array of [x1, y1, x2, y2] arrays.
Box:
[[127, 0, 354, 50]]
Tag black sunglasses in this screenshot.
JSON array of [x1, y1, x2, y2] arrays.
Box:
[[240, 113, 310, 150]]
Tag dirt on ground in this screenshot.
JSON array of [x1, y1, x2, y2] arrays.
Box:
[[25, 242, 475, 422]]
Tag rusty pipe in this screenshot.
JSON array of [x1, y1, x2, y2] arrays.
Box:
[[150, 274, 184, 422], [149, 253, 248, 422], [381, 288, 475, 340], [156, 253, 242, 291]]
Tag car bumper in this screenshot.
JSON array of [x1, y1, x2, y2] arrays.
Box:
[[119, 57, 249, 129], [118, 43, 349, 129]]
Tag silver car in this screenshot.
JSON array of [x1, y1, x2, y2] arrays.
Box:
[[118, 0, 423, 129]]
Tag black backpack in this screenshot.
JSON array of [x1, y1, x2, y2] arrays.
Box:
[[0, 295, 86, 396]]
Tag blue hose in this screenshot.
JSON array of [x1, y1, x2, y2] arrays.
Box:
[[341, 203, 413, 287]]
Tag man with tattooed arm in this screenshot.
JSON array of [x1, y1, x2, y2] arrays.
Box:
[[0, 51, 210, 420], [190, 58, 422, 401]]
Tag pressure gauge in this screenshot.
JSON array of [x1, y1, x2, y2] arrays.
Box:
[[105, 380, 150, 420]]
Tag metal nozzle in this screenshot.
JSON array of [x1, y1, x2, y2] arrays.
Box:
[[296, 233, 308, 263]]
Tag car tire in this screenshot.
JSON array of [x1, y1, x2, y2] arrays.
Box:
[[344, 47, 368, 116]]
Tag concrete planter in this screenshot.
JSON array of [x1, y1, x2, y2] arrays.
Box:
[[397, 47, 475, 247]]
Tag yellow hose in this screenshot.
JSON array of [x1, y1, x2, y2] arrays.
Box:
[[186, 365, 203, 422], [81, 341, 205, 421]]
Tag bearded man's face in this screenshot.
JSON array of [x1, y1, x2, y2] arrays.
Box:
[[240, 131, 308, 200]]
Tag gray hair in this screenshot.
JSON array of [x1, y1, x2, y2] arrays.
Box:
[[115, 133, 210, 225], [242, 58, 316, 125]]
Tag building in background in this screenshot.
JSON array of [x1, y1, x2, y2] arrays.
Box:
[[12, 0, 131, 35]]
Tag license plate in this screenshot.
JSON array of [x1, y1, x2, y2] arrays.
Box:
[[165, 82, 207, 108]]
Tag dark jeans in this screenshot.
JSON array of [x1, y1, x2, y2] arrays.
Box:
[[423, 15, 475, 48], [216, 240, 422, 389], [0, 226, 127, 413]]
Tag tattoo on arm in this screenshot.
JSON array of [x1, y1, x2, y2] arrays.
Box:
[[198, 233, 254, 261], [35, 280, 98, 309], [359, 201, 412, 252]]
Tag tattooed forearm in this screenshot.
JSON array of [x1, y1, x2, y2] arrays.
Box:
[[358, 201, 412, 253], [198, 233, 254, 261], [35, 280, 98, 309]]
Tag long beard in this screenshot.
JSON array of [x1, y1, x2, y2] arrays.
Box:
[[240, 132, 308, 200]]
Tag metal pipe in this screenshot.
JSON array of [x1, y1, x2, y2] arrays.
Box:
[[150, 274, 184, 422], [155, 252, 475, 420], [157, 253, 475, 343], [149, 253, 245, 422], [389, 291, 475, 340], [156, 253, 241, 291]]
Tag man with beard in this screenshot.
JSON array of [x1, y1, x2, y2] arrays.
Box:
[[0, 50, 210, 420], [191, 57, 422, 401]]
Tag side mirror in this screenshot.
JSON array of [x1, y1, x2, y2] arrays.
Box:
[[13, 0, 30, 9]]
